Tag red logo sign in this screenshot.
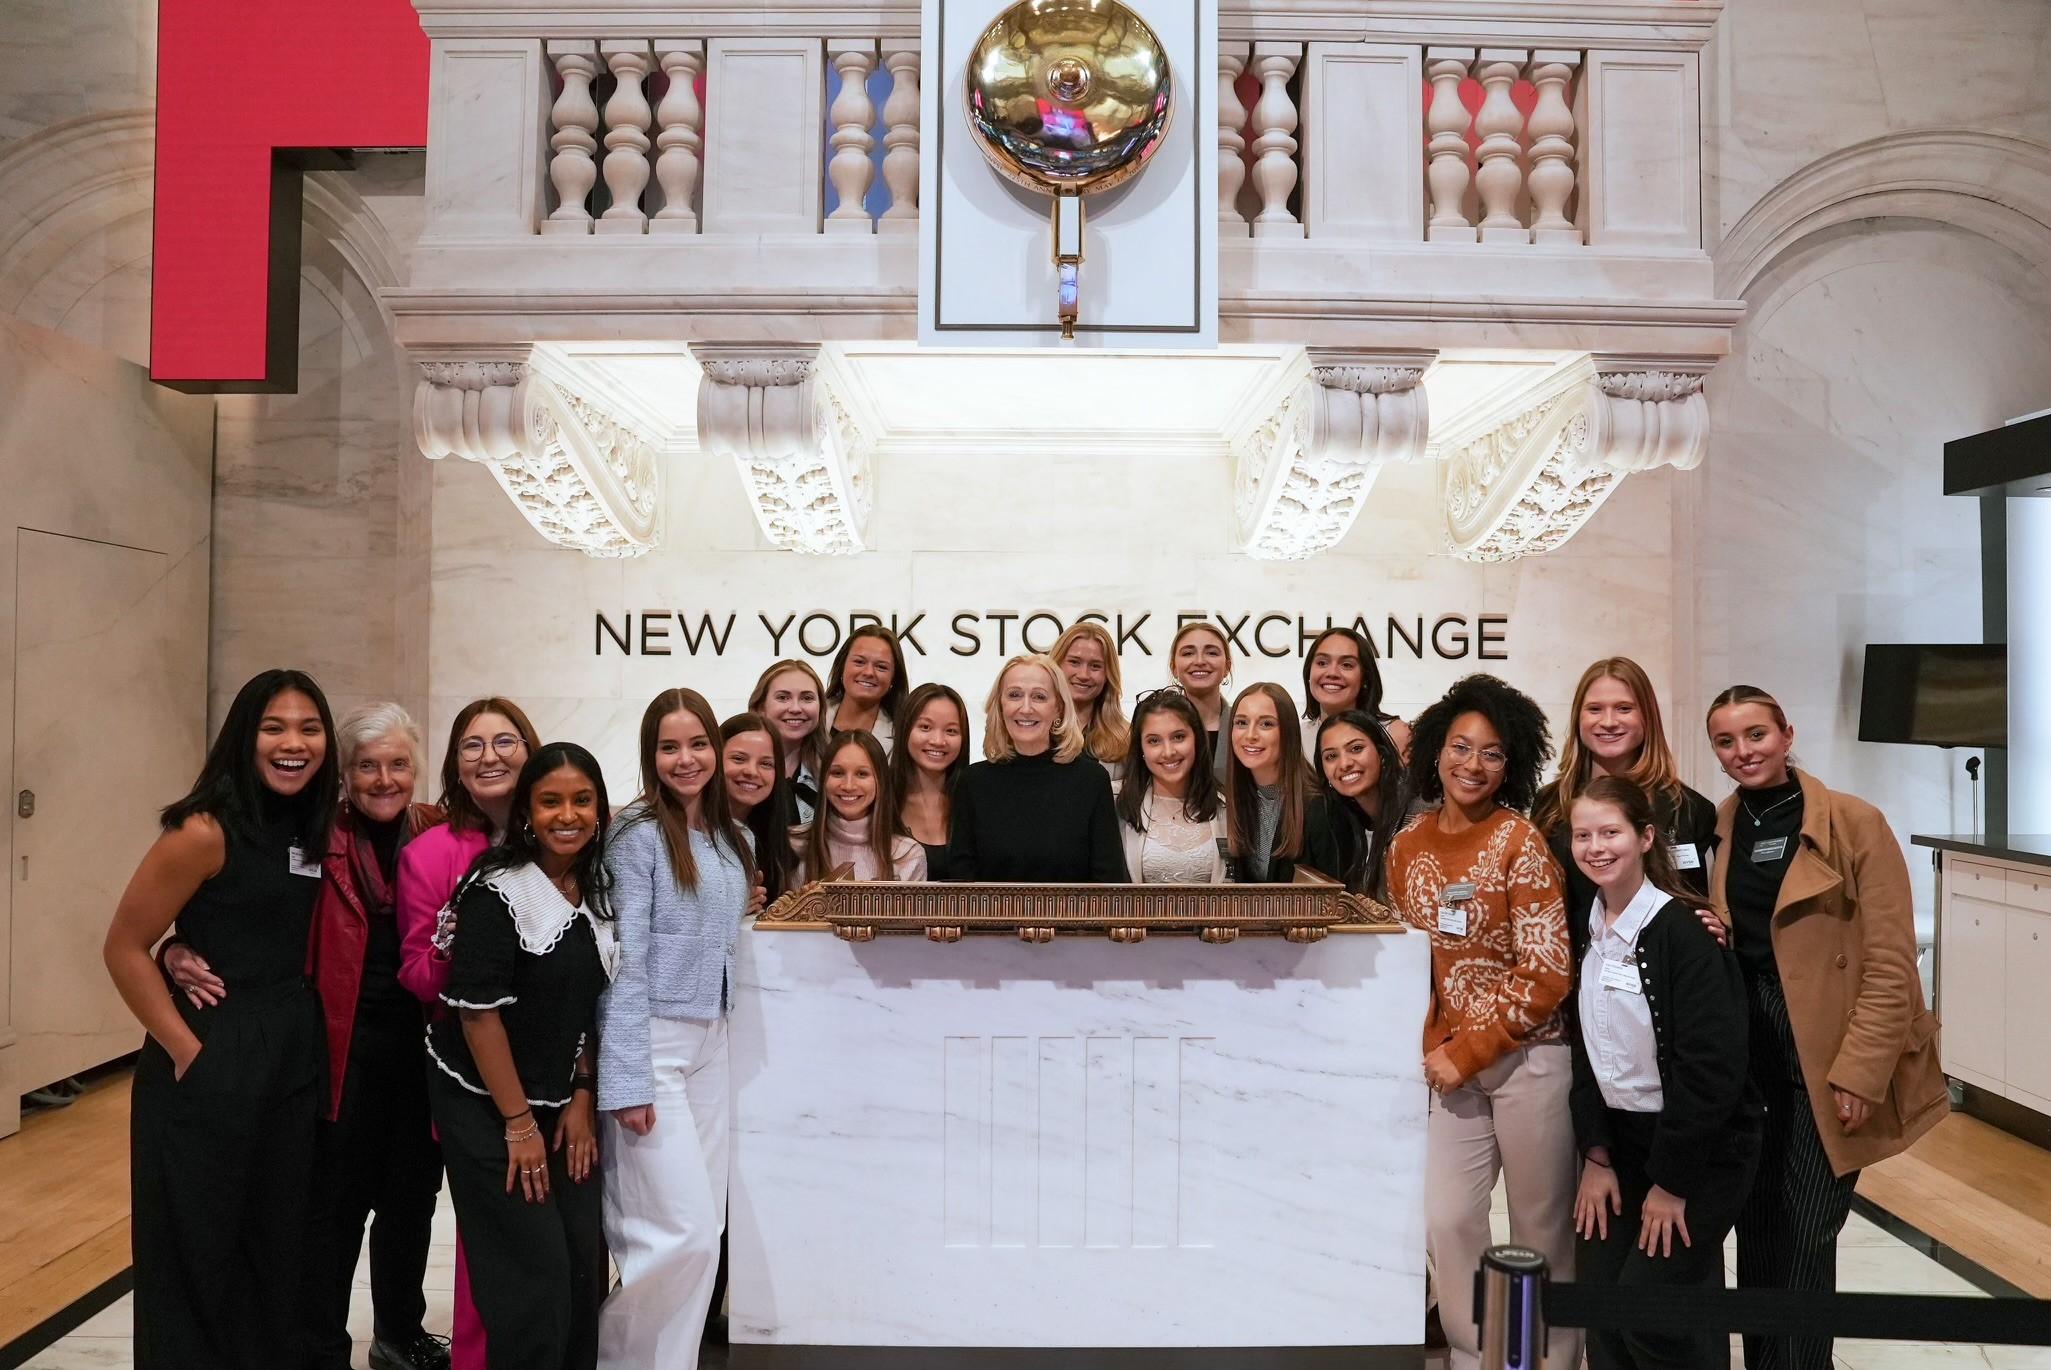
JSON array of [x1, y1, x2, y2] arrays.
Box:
[[151, 0, 429, 391]]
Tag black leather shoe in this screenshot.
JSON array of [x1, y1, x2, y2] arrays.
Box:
[[370, 1332, 453, 1370]]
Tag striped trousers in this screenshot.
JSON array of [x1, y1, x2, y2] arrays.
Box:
[[1736, 973, 1859, 1370]]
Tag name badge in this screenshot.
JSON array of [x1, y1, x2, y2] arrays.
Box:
[[1598, 959, 1643, 994], [1442, 882, 1478, 903], [287, 845, 322, 878], [1669, 842, 1702, 871], [1437, 905, 1469, 937], [1751, 837, 1790, 864]]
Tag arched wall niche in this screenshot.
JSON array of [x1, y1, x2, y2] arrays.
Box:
[[1681, 137, 2051, 934]]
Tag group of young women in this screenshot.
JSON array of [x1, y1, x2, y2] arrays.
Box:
[[103, 622, 1948, 1370]]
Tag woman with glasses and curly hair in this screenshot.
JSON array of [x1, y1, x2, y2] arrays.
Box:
[[1387, 674, 1578, 1370]]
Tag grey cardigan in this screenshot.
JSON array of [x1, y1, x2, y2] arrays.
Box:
[[596, 806, 753, 1112]]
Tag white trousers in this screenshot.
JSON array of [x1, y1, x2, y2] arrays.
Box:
[[596, 1015, 729, 1370]]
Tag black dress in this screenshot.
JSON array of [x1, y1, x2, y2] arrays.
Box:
[[131, 802, 324, 1370], [945, 750, 1128, 881]]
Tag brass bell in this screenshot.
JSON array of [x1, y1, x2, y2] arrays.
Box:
[[963, 0, 1174, 337]]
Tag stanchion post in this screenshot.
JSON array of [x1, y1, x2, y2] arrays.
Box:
[[1477, 1245, 1551, 1370]]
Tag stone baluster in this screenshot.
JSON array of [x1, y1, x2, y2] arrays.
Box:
[[1424, 48, 1475, 243], [1473, 48, 1529, 243], [826, 40, 878, 233], [1219, 42, 1250, 235], [1249, 42, 1302, 239], [879, 45, 920, 233], [1525, 51, 1581, 245], [651, 40, 705, 233], [596, 41, 655, 233], [542, 41, 600, 233]]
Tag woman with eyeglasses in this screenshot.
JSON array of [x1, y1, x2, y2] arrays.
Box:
[[1115, 689, 1227, 884], [399, 697, 543, 1370], [1386, 673, 1578, 1370]]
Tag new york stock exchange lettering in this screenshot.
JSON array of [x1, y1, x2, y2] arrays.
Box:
[[595, 608, 1512, 662]]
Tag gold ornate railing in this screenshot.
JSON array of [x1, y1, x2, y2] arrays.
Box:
[[756, 874, 1399, 943]]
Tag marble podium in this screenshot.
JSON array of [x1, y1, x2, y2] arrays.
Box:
[[728, 911, 1430, 1358]]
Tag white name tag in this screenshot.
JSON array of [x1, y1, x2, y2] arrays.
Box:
[[288, 845, 322, 878], [1599, 959, 1643, 994], [1751, 837, 1790, 864], [1670, 842, 1702, 871], [1437, 905, 1469, 937]]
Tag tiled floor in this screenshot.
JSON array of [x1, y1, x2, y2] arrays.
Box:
[[21, 1194, 2049, 1368]]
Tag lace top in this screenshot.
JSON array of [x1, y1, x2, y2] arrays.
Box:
[[1139, 794, 1219, 885]]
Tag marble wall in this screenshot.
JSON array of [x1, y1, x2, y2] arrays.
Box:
[[425, 428, 1688, 800]]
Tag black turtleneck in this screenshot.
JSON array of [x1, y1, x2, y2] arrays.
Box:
[[1725, 772, 1803, 976], [355, 810, 408, 1006], [946, 749, 1129, 882]]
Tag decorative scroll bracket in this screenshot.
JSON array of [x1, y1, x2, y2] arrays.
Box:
[[691, 342, 877, 556], [1440, 353, 1713, 562], [412, 358, 664, 558], [1231, 349, 1435, 561]]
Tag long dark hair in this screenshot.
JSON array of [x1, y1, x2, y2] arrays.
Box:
[[162, 669, 340, 857], [631, 689, 752, 893], [1311, 709, 1405, 898], [1117, 689, 1222, 830], [1300, 627, 1391, 723], [1223, 682, 1314, 861], [890, 683, 971, 812], [1406, 673, 1554, 814], [468, 742, 615, 918], [825, 624, 910, 728], [720, 711, 795, 902], [438, 697, 542, 835], [798, 730, 906, 880], [1574, 775, 1713, 912]]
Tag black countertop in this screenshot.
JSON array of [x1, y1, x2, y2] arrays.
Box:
[[1912, 833, 2051, 870]]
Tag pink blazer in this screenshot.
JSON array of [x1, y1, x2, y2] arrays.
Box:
[[395, 822, 491, 1006]]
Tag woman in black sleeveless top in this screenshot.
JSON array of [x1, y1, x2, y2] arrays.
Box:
[[104, 669, 340, 1370]]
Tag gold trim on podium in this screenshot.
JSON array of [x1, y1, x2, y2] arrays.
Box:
[[755, 873, 1399, 942]]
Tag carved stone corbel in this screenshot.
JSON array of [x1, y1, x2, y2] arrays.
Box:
[[1441, 355, 1711, 562], [691, 343, 875, 556], [412, 359, 663, 557], [1232, 349, 1434, 560]]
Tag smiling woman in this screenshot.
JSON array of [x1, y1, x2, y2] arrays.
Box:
[[826, 624, 910, 751], [944, 654, 1128, 882]]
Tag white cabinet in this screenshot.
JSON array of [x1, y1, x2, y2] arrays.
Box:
[[1936, 850, 2051, 1116], [2005, 908, 2051, 1108]]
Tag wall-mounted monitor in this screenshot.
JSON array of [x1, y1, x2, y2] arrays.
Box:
[[1858, 644, 2006, 749]]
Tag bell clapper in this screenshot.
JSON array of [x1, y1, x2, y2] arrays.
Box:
[[1052, 191, 1085, 339]]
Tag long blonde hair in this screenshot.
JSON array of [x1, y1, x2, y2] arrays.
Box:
[[748, 659, 832, 776], [1050, 621, 1130, 764], [1532, 657, 1683, 834], [982, 654, 1089, 764]]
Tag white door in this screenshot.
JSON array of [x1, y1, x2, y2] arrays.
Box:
[[1938, 890, 2006, 1088], [10, 529, 206, 1091]]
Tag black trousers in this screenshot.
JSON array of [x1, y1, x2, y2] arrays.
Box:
[[1578, 1109, 1753, 1370], [428, 1067, 606, 1370], [304, 995, 445, 1367], [131, 980, 322, 1370], [1737, 973, 1859, 1370]]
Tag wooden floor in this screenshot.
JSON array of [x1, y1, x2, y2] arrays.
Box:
[[0, 1075, 131, 1348], [1858, 1110, 2051, 1298]]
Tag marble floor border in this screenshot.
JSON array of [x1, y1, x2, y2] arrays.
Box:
[[728, 1348, 1431, 1369], [0, 1269, 131, 1370], [1850, 1195, 2030, 1301]]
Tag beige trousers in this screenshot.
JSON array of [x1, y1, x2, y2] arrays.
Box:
[[1427, 1040, 1582, 1370]]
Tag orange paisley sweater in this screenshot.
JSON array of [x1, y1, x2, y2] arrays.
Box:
[[1387, 805, 1572, 1084]]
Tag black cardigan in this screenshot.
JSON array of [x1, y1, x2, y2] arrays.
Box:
[[1547, 782, 1717, 926], [1565, 892, 1761, 1199], [1225, 791, 1348, 884]]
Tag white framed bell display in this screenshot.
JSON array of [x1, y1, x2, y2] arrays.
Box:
[[919, 0, 1219, 347]]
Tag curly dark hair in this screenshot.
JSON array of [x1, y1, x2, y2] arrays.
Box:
[[1405, 673, 1554, 814]]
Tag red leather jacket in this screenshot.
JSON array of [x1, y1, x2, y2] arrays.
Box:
[[305, 804, 439, 1120]]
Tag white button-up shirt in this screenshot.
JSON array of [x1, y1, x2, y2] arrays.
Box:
[[1579, 880, 1665, 1113]]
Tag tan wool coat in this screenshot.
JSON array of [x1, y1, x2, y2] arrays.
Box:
[[1711, 770, 1949, 1176]]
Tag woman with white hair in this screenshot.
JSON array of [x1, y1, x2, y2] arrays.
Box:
[[165, 701, 452, 1370], [943, 654, 1128, 882]]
